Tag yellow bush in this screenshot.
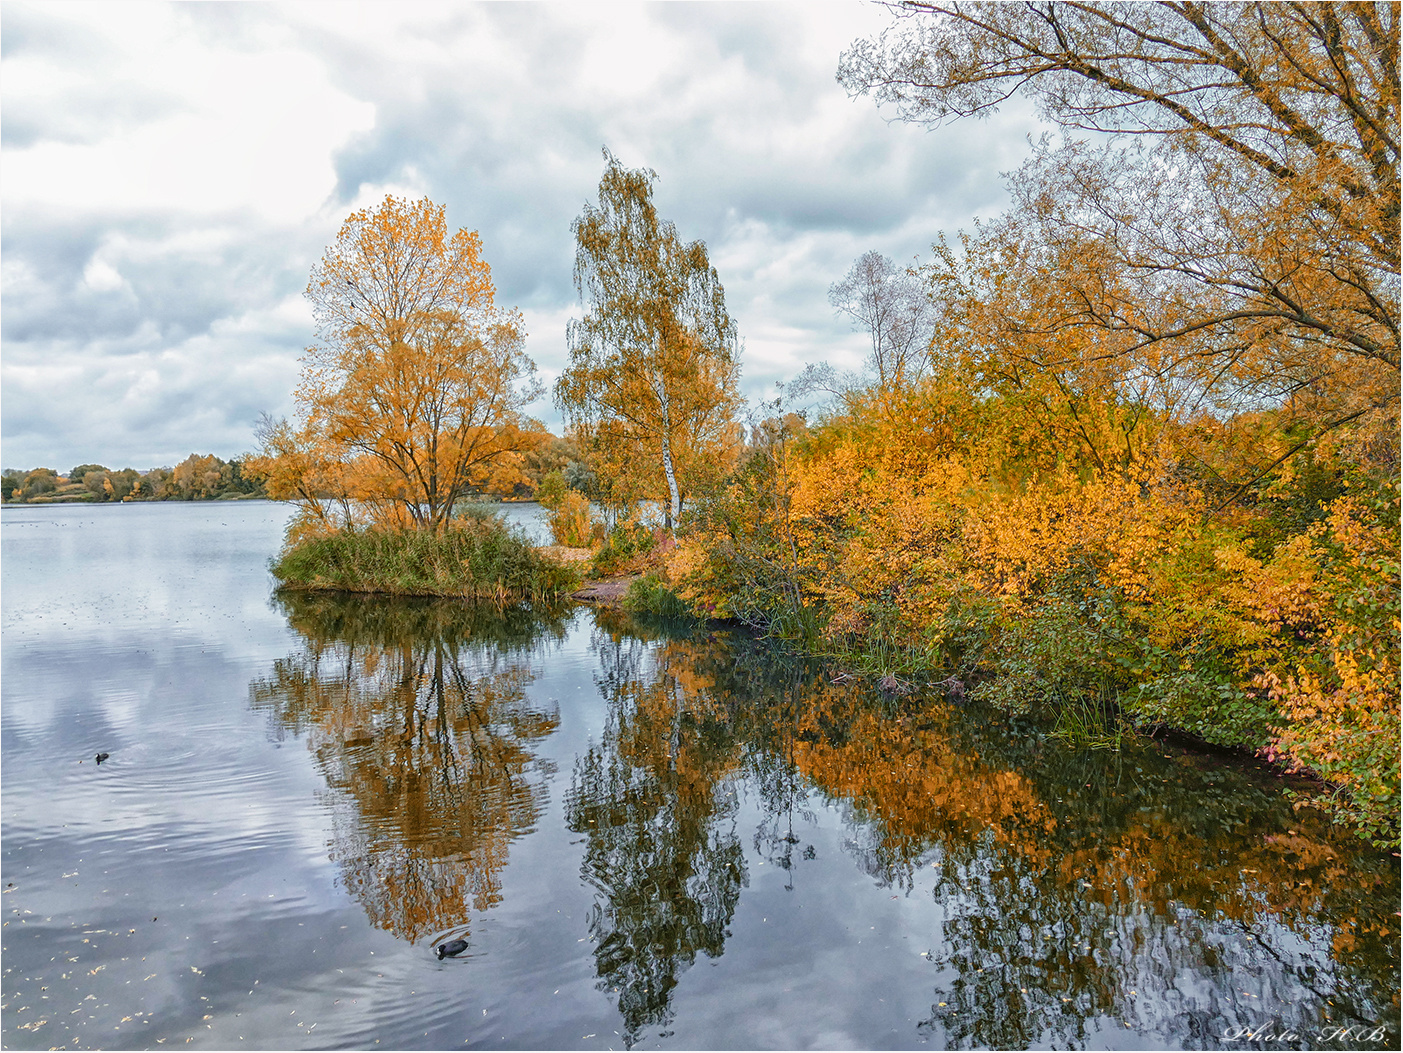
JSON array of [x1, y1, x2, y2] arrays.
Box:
[[677, 377, 1399, 842], [548, 491, 594, 547]]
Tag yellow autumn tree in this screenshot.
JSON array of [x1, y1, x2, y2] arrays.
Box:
[[244, 413, 360, 539], [842, 1, 1400, 474], [255, 195, 541, 533], [555, 151, 743, 531]]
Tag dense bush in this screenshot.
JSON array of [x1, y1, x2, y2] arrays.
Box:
[[591, 515, 661, 576], [548, 492, 595, 547], [535, 470, 596, 547], [621, 571, 691, 618], [670, 387, 1400, 846]]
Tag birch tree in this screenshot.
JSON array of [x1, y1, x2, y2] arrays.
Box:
[[556, 151, 743, 530], [829, 250, 936, 390]]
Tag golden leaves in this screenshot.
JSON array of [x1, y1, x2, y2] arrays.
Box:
[[257, 195, 541, 534], [558, 153, 742, 526]]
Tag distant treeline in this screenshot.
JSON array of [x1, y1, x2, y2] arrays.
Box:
[[3, 454, 266, 504]]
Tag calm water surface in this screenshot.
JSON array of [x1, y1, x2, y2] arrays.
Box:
[[2, 502, 1398, 1050]]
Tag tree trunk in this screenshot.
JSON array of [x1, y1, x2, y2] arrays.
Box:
[[660, 441, 681, 532], [657, 376, 682, 530]]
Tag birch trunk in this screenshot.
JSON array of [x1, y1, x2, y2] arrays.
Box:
[[660, 441, 681, 531], [657, 375, 682, 531]]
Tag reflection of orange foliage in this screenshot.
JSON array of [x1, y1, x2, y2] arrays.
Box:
[[792, 707, 1056, 856], [567, 627, 750, 1045], [750, 671, 1371, 933], [252, 621, 558, 943], [607, 627, 1397, 1047], [611, 638, 742, 807]]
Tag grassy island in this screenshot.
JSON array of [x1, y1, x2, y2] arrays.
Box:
[[271, 514, 579, 606]]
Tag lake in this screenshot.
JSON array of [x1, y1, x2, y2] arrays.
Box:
[[2, 501, 1398, 1050]]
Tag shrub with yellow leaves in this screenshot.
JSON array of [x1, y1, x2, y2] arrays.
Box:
[[676, 378, 1398, 845]]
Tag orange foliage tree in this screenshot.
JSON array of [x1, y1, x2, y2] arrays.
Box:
[[251, 195, 541, 533], [842, 1, 1399, 474]]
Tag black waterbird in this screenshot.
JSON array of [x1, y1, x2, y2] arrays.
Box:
[[95, 752, 110, 764], [436, 939, 468, 960]]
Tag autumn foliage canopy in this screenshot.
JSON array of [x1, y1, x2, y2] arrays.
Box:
[[245, 5, 1399, 844], [249, 195, 541, 536], [667, 1, 1400, 844]]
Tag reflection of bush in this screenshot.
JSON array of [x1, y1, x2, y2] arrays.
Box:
[[251, 592, 562, 943], [273, 588, 567, 655], [590, 622, 1399, 1049]]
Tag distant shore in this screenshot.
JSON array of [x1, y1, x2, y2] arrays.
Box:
[[2, 491, 268, 506]]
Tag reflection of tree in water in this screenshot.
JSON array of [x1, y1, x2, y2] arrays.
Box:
[[249, 596, 1398, 1045], [774, 689, 1399, 1049], [731, 654, 822, 889], [251, 592, 564, 943], [565, 615, 748, 1047], [617, 627, 1398, 1050]]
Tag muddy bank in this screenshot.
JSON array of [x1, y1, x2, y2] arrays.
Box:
[[535, 545, 639, 608], [571, 574, 639, 606]]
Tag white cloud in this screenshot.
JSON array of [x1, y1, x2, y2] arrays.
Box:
[[2, 1, 1042, 469], [82, 255, 126, 292], [3, 2, 374, 224]]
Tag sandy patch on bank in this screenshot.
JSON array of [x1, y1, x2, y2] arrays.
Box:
[[538, 545, 593, 565], [536, 545, 636, 606]]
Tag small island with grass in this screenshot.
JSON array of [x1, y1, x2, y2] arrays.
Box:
[[269, 509, 581, 607], [264, 486, 682, 616]]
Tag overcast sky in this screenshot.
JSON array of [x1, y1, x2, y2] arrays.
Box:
[[1, 1, 1040, 472]]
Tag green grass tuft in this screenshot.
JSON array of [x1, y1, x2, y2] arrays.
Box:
[[271, 514, 579, 607], [621, 571, 692, 618]]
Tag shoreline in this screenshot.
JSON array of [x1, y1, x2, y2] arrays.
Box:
[[570, 573, 640, 607], [535, 544, 639, 608]]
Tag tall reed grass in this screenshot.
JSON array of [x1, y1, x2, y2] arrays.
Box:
[[271, 514, 579, 606]]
